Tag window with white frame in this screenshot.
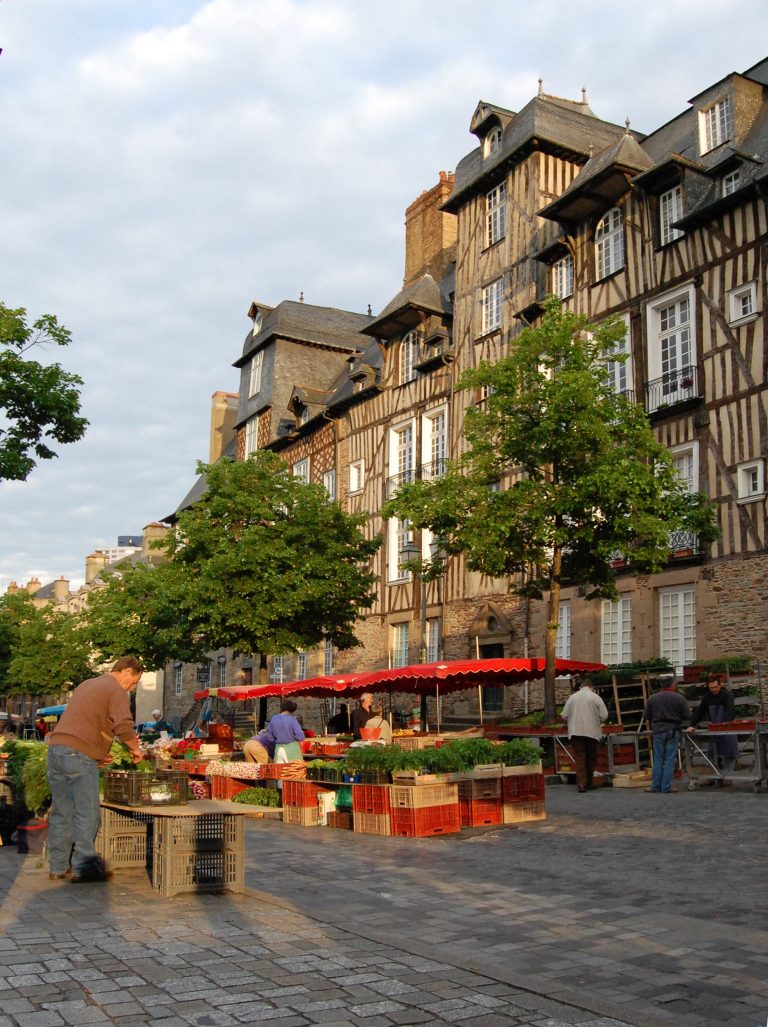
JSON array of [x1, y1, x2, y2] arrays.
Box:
[[427, 617, 441, 662], [387, 517, 413, 582], [174, 663, 183, 696], [595, 207, 625, 279], [486, 183, 506, 247], [392, 623, 410, 667], [659, 185, 683, 245], [551, 254, 574, 299], [645, 285, 695, 409], [249, 350, 264, 397], [293, 457, 309, 483], [217, 657, 227, 688], [601, 597, 632, 664], [400, 330, 419, 384], [245, 414, 259, 457], [604, 314, 632, 395], [299, 406, 310, 425], [722, 169, 741, 196], [323, 638, 334, 675], [422, 408, 447, 480], [271, 656, 284, 683], [728, 282, 757, 325], [484, 125, 502, 158], [297, 651, 308, 679], [555, 602, 571, 659], [349, 459, 364, 493], [322, 468, 336, 500], [482, 278, 503, 334], [669, 442, 698, 494], [660, 587, 696, 668], [737, 459, 765, 502], [390, 423, 415, 489], [699, 97, 732, 154]]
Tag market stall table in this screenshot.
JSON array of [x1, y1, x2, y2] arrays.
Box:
[[682, 726, 768, 791], [98, 799, 246, 897]]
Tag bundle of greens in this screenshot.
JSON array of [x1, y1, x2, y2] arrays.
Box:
[[231, 786, 281, 807]]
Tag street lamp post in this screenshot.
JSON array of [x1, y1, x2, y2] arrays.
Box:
[[399, 540, 427, 663]]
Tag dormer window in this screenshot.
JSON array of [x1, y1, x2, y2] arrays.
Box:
[[298, 406, 310, 425], [699, 97, 732, 154], [659, 185, 684, 245], [248, 350, 263, 396], [400, 330, 420, 384], [722, 168, 741, 196], [484, 125, 502, 158], [251, 310, 262, 336]]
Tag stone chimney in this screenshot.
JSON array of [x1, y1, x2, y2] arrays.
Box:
[[25, 576, 41, 595], [142, 522, 169, 563], [209, 391, 239, 463], [403, 171, 457, 289], [6, 581, 18, 595], [53, 576, 70, 603], [85, 551, 106, 584]]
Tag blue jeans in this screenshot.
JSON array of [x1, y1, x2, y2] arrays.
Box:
[[47, 745, 101, 874], [651, 730, 680, 793]]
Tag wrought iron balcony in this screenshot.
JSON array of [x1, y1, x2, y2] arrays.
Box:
[[386, 459, 447, 497], [646, 365, 699, 413], [668, 529, 702, 558]]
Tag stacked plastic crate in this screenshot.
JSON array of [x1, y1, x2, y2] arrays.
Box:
[[501, 764, 547, 825], [388, 781, 460, 837], [457, 774, 502, 827], [281, 779, 331, 827], [96, 806, 154, 868], [152, 812, 244, 897], [351, 783, 392, 835]]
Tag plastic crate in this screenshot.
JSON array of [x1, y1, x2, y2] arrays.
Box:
[[261, 762, 307, 780], [393, 735, 439, 750], [458, 777, 501, 801], [96, 829, 152, 868], [351, 784, 391, 815], [282, 805, 318, 827], [328, 810, 353, 830], [502, 800, 547, 825], [501, 773, 545, 803], [459, 797, 502, 828], [282, 780, 330, 807], [390, 803, 460, 838], [352, 811, 391, 836], [153, 813, 243, 852], [100, 805, 154, 833], [208, 776, 250, 801], [103, 770, 188, 807], [152, 847, 243, 897], [389, 782, 458, 809]]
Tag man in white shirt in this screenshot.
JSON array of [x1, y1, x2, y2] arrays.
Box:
[[561, 678, 608, 793]]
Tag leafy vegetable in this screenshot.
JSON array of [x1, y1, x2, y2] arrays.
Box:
[[232, 786, 281, 807]]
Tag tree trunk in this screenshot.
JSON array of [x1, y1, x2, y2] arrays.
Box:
[[544, 547, 562, 723], [257, 653, 268, 729]]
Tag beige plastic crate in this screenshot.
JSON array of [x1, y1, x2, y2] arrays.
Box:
[[502, 800, 547, 825], [282, 804, 319, 827], [153, 813, 243, 852], [352, 811, 391, 836], [152, 846, 243, 897], [389, 782, 458, 809]]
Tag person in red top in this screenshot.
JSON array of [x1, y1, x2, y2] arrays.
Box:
[[46, 656, 144, 882]]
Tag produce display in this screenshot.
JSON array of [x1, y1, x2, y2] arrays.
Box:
[[232, 786, 281, 806]]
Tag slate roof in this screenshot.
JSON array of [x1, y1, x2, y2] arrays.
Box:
[[163, 437, 237, 522], [443, 93, 632, 212], [235, 301, 373, 367], [361, 270, 453, 339]]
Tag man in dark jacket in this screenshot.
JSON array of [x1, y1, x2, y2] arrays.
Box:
[[687, 675, 738, 782], [643, 676, 690, 794], [47, 657, 144, 882]]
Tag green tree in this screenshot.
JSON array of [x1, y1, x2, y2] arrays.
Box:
[[384, 298, 719, 720], [86, 451, 381, 670], [0, 591, 38, 696], [0, 303, 88, 480], [5, 606, 94, 697]]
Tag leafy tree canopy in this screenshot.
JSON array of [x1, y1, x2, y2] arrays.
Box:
[[86, 451, 381, 669], [4, 606, 95, 698], [0, 303, 88, 481], [384, 298, 719, 718], [0, 591, 38, 696]]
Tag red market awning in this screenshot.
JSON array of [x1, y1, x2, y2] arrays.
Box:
[[194, 658, 605, 702]]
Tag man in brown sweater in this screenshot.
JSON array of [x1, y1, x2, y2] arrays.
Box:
[[46, 656, 144, 882]]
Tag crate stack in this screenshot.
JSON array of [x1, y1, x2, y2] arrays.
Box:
[[501, 766, 547, 825], [389, 781, 460, 838], [351, 783, 392, 836], [152, 812, 244, 898], [458, 775, 502, 828], [96, 805, 154, 868], [281, 779, 331, 827]]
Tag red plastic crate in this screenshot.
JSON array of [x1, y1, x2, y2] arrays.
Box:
[[261, 762, 307, 780], [282, 780, 329, 807], [390, 803, 460, 838], [208, 776, 250, 800], [501, 773, 545, 803], [459, 797, 502, 828], [351, 784, 391, 815], [457, 777, 501, 801], [328, 810, 353, 830]]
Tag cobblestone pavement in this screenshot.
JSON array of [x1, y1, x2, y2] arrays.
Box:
[[0, 782, 765, 1027]]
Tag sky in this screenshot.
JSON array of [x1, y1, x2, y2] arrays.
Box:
[[1, 0, 767, 591]]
